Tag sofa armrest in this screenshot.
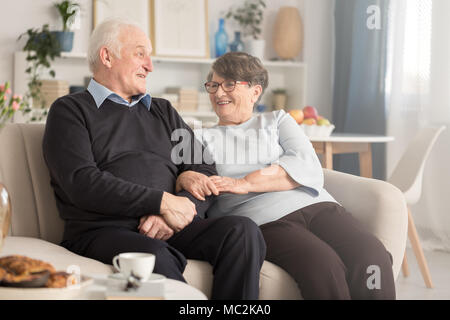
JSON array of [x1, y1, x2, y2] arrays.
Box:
[[323, 169, 408, 279]]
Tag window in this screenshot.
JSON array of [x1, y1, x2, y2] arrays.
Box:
[[385, 0, 432, 96]]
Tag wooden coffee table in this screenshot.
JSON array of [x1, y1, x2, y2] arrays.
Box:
[[310, 133, 394, 178]]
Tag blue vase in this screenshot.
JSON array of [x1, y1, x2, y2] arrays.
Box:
[[229, 32, 245, 52], [215, 18, 228, 57], [52, 31, 74, 52]]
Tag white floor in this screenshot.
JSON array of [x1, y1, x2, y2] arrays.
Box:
[[395, 248, 450, 300]]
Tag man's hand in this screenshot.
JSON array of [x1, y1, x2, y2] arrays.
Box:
[[209, 176, 251, 194], [160, 192, 197, 232], [138, 215, 174, 241], [176, 171, 219, 201]]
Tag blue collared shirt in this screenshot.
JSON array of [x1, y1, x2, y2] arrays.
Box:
[[87, 78, 152, 110]]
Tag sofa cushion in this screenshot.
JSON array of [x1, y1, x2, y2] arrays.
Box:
[[259, 260, 302, 299], [183, 259, 302, 299], [0, 124, 64, 244], [1, 236, 112, 275]]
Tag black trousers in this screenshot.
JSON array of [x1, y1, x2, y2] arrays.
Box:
[[260, 202, 396, 300], [63, 215, 266, 300]]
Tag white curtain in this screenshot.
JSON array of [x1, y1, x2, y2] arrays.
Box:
[[386, 0, 450, 251]]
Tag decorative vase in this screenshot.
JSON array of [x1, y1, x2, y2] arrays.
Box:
[[0, 183, 12, 252], [229, 32, 245, 52], [244, 38, 265, 60], [273, 7, 303, 60], [215, 18, 229, 57], [52, 31, 74, 52], [273, 93, 287, 110]]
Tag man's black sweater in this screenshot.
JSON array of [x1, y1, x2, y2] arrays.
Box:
[[42, 91, 217, 243]]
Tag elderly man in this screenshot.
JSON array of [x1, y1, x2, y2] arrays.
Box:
[[42, 19, 265, 299]]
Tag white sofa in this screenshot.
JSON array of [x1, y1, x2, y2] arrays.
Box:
[[0, 123, 408, 299]]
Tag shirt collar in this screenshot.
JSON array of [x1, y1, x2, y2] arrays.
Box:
[[87, 78, 151, 110]]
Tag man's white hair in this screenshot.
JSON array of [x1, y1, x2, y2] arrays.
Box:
[[88, 18, 141, 73]]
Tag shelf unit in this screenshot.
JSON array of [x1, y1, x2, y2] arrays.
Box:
[[14, 52, 307, 122], [148, 56, 307, 112]]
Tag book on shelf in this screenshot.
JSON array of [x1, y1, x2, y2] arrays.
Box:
[[40, 80, 69, 87], [177, 102, 198, 112], [165, 86, 197, 94]]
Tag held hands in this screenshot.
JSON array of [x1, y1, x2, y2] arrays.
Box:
[[176, 171, 219, 201], [138, 215, 174, 241], [159, 192, 197, 232], [209, 176, 251, 195]]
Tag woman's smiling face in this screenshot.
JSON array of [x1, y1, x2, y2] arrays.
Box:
[[209, 72, 262, 126]]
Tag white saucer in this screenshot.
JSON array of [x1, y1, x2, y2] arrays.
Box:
[[109, 273, 166, 283]]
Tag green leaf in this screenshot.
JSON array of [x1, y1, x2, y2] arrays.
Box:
[[18, 23, 61, 105], [224, 0, 265, 38]]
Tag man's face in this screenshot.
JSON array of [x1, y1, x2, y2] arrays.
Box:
[[111, 26, 153, 100]]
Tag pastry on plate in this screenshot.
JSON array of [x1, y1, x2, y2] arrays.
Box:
[[0, 255, 55, 276], [0, 267, 6, 282], [0, 255, 55, 286]]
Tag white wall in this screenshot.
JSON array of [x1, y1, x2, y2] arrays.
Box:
[[0, 0, 334, 117], [209, 0, 335, 117], [302, 0, 335, 119], [0, 0, 92, 86]]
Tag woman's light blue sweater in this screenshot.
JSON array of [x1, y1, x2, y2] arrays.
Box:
[[196, 110, 338, 226]]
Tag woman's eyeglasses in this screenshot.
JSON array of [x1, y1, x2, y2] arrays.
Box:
[[204, 80, 250, 94]]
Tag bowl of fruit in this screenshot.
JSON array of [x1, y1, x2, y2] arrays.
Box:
[[288, 106, 335, 138]]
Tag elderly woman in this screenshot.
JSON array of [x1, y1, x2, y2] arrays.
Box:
[[183, 52, 395, 299]]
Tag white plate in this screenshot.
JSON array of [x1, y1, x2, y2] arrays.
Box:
[[109, 273, 166, 283], [0, 275, 93, 300]]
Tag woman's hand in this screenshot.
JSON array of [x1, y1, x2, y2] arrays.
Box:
[[209, 176, 251, 194], [176, 171, 219, 201]]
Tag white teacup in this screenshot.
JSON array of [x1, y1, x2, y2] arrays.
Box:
[[112, 252, 155, 281]]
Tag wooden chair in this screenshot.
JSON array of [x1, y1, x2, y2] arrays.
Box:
[[388, 126, 446, 288]]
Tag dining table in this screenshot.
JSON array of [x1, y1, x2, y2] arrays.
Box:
[[309, 133, 395, 178]]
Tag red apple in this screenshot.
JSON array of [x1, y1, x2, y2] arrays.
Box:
[[288, 109, 304, 124], [303, 106, 318, 120]]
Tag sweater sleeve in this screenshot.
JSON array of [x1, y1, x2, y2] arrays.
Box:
[[42, 97, 163, 219], [161, 99, 218, 218], [275, 110, 324, 195]]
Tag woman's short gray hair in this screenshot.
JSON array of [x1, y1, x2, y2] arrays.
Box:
[[87, 18, 140, 73], [208, 52, 269, 96]]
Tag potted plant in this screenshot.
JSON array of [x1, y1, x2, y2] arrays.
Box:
[[53, 0, 80, 52], [18, 24, 61, 115], [225, 0, 266, 59]]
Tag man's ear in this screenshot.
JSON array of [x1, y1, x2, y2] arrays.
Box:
[[99, 46, 113, 69]]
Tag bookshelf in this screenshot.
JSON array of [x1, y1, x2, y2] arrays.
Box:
[[13, 51, 307, 121]]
